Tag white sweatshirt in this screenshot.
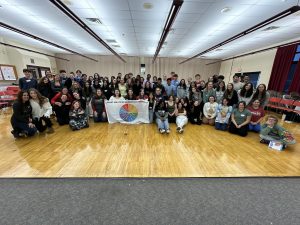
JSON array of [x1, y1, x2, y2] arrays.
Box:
[[30, 99, 52, 119]]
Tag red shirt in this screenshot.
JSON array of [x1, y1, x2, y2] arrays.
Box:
[[247, 106, 265, 122]]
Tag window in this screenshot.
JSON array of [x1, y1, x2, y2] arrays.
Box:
[[235, 72, 261, 88]]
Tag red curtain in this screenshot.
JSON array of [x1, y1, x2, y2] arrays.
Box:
[[268, 44, 297, 91], [288, 60, 300, 93]]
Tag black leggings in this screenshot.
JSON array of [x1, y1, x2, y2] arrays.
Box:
[[229, 123, 248, 137], [33, 116, 53, 132]]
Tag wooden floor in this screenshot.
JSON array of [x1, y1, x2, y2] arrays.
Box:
[[0, 111, 299, 177]]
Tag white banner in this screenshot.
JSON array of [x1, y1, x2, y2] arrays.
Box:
[[105, 100, 149, 124]]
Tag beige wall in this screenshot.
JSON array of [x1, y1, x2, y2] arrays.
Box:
[[0, 37, 57, 84], [219, 49, 276, 88], [55, 54, 221, 81]]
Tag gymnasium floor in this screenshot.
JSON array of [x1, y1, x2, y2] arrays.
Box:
[[0, 111, 299, 177]]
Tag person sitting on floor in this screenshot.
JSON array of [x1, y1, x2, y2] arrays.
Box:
[[215, 98, 232, 131], [91, 89, 107, 123], [11, 90, 37, 138], [247, 99, 265, 132], [29, 88, 54, 133], [229, 101, 252, 137], [155, 100, 170, 134], [203, 96, 218, 126], [259, 115, 296, 147], [175, 102, 188, 134], [53, 94, 71, 125], [189, 100, 202, 125], [69, 100, 89, 131]]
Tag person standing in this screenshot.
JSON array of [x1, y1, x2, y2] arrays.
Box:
[[18, 69, 38, 91]]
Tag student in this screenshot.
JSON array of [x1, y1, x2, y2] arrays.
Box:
[[202, 81, 216, 104], [155, 100, 170, 134], [144, 81, 153, 96], [229, 101, 252, 137], [215, 81, 225, 104], [164, 78, 176, 97], [148, 92, 155, 123], [259, 115, 296, 146], [51, 74, 64, 95], [166, 95, 176, 123], [109, 89, 125, 101], [125, 88, 136, 100], [215, 98, 232, 131], [51, 87, 73, 105], [29, 88, 54, 133], [136, 88, 148, 100], [238, 82, 254, 106], [194, 74, 201, 89], [154, 87, 164, 103], [203, 96, 218, 125], [91, 89, 107, 122], [177, 79, 187, 99], [69, 81, 83, 97], [10, 91, 37, 138], [72, 92, 86, 110], [247, 99, 265, 132], [175, 102, 188, 133], [251, 84, 270, 108], [69, 100, 89, 131], [189, 100, 202, 125], [132, 79, 142, 96], [53, 94, 71, 125], [223, 83, 238, 107], [92, 79, 101, 93], [37, 77, 53, 99], [232, 74, 243, 91], [190, 87, 202, 103], [18, 69, 38, 91], [118, 78, 127, 97]]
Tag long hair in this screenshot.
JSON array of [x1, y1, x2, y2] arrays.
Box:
[[179, 79, 187, 89], [216, 81, 225, 91], [252, 84, 267, 100], [224, 83, 234, 98], [38, 77, 50, 86], [28, 88, 47, 107], [16, 90, 29, 104], [240, 82, 254, 98]]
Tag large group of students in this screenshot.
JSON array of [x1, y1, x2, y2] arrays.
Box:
[[11, 69, 296, 148]]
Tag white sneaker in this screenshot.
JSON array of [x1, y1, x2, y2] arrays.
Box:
[[179, 128, 184, 134], [166, 129, 170, 134], [160, 129, 166, 134]]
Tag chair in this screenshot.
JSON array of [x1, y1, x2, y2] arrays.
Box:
[[266, 97, 281, 112], [276, 99, 294, 112], [0, 91, 16, 106], [6, 86, 20, 96]]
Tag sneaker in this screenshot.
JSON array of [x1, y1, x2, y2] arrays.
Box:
[[46, 127, 54, 133], [18, 131, 28, 138], [84, 123, 89, 128], [179, 128, 184, 134], [11, 130, 19, 138], [159, 129, 165, 134], [260, 139, 270, 144], [176, 127, 181, 131], [166, 129, 170, 134]]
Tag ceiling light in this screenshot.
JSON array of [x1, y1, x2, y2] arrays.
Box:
[[112, 45, 120, 48], [262, 26, 280, 31], [215, 49, 223, 51], [221, 7, 231, 13], [106, 39, 117, 43], [85, 18, 102, 25], [143, 3, 153, 9]]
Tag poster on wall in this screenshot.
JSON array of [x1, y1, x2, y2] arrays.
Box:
[[0, 69, 3, 80], [0, 65, 17, 80]]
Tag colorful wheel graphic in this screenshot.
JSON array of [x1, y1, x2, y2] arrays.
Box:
[[119, 103, 138, 122]]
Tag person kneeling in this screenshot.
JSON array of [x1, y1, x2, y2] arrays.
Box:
[[215, 98, 232, 131], [259, 115, 296, 148], [175, 102, 188, 134], [91, 89, 107, 122], [229, 101, 251, 137], [69, 100, 89, 131]]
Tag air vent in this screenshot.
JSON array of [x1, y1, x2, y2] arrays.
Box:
[[85, 18, 102, 25], [120, 53, 127, 55], [262, 26, 280, 31], [106, 39, 117, 43], [112, 45, 120, 48], [215, 49, 223, 51]]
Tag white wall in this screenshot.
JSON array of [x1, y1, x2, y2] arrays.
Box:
[[55, 54, 221, 81], [0, 37, 57, 84], [219, 49, 277, 88]]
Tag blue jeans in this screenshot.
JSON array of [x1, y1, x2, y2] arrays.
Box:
[[149, 109, 154, 123], [248, 123, 261, 132], [156, 118, 169, 130], [215, 122, 227, 131]]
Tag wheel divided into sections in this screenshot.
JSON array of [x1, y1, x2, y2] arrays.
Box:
[[119, 103, 138, 122]]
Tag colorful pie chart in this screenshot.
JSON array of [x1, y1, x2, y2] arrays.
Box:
[[119, 104, 138, 122]]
